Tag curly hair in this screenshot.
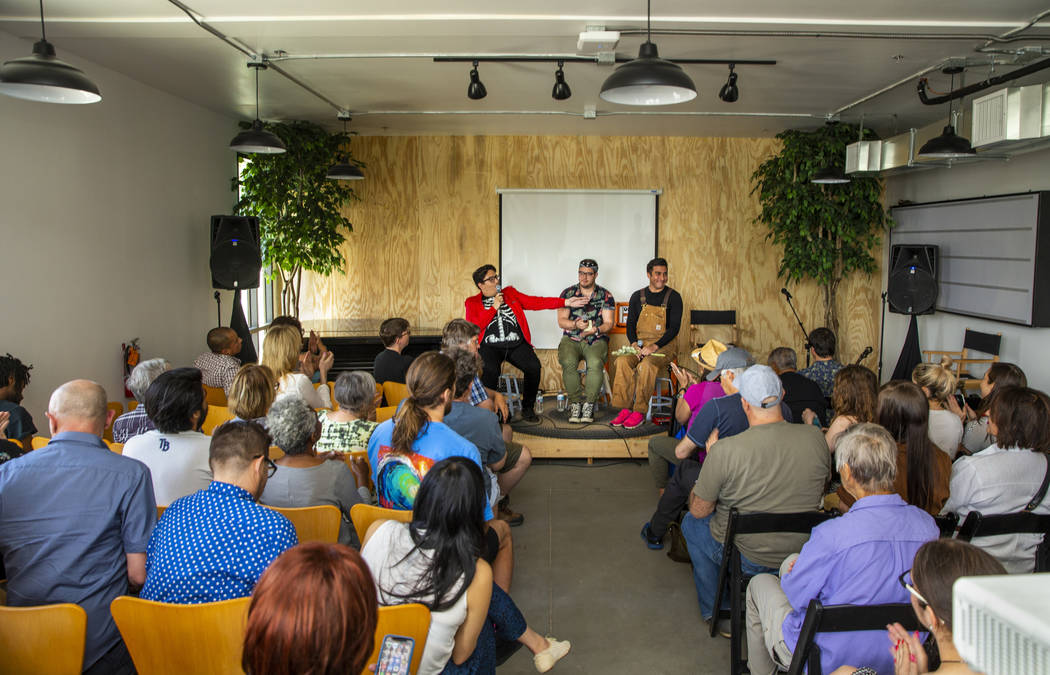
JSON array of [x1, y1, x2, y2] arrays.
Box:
[[0, 353, 32, 391]]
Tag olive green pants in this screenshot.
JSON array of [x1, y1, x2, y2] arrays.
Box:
[[557, 337, 608, 403]]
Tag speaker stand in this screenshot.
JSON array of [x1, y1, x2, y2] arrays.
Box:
[[878, 291, 887, 381], [214, 291, 222, 327]]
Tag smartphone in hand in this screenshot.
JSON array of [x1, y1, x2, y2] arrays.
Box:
[[375, 634, 415, 675]]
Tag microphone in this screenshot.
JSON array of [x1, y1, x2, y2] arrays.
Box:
[[855, 346, 873, 364], [780, 288, 792, 301]]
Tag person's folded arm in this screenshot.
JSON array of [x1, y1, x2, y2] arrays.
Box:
[[689, 492, 716, 519]]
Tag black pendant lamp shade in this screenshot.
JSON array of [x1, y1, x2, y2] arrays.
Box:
[[917, 125, 976, 159], [811, 164, 851, 184], [552, 61, 571, 100], [717, 65, 738, 103], [467, 61, 487, 100], [600, 41, 697, 105], [230, 63, 286, 154], [327, 116, 365, 181]]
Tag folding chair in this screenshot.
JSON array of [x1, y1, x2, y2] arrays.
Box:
[[690, 310, 740, 348], [933, 513, 959, 538], [923, 328, 1001, 393], [0, 603, 87, 674], [364, 604, 431, 675], [956, 510, 1050, 572], [265, 504, 342, 543], [350, 503, 413, 548], [710, 507, 837, 675]]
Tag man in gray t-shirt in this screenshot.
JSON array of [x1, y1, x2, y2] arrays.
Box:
[[680, 365, 830, 620]]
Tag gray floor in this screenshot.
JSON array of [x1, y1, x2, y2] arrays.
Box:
[[496, 460, 733, 674]]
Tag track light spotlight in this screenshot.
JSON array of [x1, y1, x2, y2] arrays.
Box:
[[718, 64, 739, 103], [552, 61, 571, 100], [467, 60, 487, 100]]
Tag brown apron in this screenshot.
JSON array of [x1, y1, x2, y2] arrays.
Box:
[[612, 289, 673, 412]]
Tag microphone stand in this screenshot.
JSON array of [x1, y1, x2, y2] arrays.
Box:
[[878, 291, 888, 382], [782, 290, 812, 368]]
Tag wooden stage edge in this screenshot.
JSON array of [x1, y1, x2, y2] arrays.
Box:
[[515, 429, 657, 461]]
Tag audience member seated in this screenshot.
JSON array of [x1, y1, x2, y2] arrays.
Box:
[[442, 318, 510, 422], [0, 411, 21, 464], [123, 367, 213, 506], [227, 363, 277, 425], [803, 364, 878, 453], [112, 357, 169, 443], [361, 457, 570, 674], [681, 365, 831, 621], [374, 317, 415, 385], [260, 397, 369, 547], [769, 346, 828, 426], [0, 379, 155, 675], [798, 327, 844, 399], [835, 539, 1007, 675], [912, 356, 964, 459], [141, 420, 297, 603], [838, 381, 951, 515], [942, 386, 1050, 573], [366, 351, 514, 591], [647, 339, 726, 493], [192, 326, 244, 394], [243, 542, 378, 675], [0, 352, 35, 451], [746, 424, 939, 675], [271, 314, 328, 384], [317, 370, 380, 452], [950, 362, 1027, 455], [445, 348, 533, 526], [263, 323, 332, 409]]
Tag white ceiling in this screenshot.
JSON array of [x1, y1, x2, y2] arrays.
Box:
[[1, 1, 1049, 137]]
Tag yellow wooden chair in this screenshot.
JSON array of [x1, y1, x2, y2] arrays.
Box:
[[105, 440, 124, 454], [363, 603, 431, 675], [31, 436, 49, 450], [350, 504, 412, 548], [157, 505, 167, 519], [265, 504, 341, 543], [375, 405, 397, 423], [382, 381, 410, 408], [111, 595, 250, 675], [342, 449, 372, 491], [269, 445, 285, 460], [201, 405, 235, 435], [0, 603, 87, 674], [103, 401, 124, 442], [203, 385, 228, 407], [128, 400, 139, 411]]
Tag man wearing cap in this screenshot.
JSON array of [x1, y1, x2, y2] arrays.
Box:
[[556, 259, 615, 424], [680, 364, 831, 622], [610, 257, 683, 430]]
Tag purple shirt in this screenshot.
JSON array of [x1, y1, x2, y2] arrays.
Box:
[[781, 494, 939, 675], [683, 381, 725, 429]]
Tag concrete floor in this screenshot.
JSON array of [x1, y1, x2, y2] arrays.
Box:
[[496, 460, 733, 675]]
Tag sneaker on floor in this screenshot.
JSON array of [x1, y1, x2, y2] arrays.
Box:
[[567, 401, 582, 423], [580, 402, 594, 423], [521, 408, 539, 423], [610, 409, 631, 427], [640, 522, 663, 550], [533, 637, 571, 673], [623, 411, 645, 429], [498, 501, 524, 527]]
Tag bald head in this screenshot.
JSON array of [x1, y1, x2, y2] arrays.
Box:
[[48, 379, 109, 435]]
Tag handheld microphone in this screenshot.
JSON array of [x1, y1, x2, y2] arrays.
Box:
[[780, 288, 792, 301], [855, 346, 873, 364]]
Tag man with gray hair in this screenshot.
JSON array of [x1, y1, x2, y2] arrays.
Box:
[[745, 423, 938, 675], [112, 357, 170, 443], [680, 364, 830, 622], [767, 347, 828, 427], [441, 318, 509, 422], [0, 379, 156, 674]]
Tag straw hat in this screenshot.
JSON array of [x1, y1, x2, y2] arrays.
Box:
[[691, 339, 728, 372]]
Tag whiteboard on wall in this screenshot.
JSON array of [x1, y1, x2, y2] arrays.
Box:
[[498, 189, 660, 349]]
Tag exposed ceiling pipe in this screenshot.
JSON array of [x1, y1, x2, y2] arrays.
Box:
[[619, 28, 1050, 43], [976, 8, 1050, 52], [917, 56, 1050, 105]]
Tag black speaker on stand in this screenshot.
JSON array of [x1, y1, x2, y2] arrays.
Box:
[[886, 245, 939, 380], [210, 215, 261, 363]]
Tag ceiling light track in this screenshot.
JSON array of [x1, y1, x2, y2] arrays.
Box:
[[350, 109, 821, 119], [617, 28, 1050, 43]]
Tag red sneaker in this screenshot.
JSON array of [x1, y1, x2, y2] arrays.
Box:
[[610, 409, 632, 427], [623, 411, 646, 429]]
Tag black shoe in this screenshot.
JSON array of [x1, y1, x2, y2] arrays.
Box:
[[641, 522, 664, 550], [521, 408, 539, 422]]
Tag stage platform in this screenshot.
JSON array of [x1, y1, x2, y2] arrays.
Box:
[[508, 404, 666, 461]]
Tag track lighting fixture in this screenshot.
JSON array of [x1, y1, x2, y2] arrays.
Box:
[[718, 64, 738, 103], [467, 60, 487, 100], [552, 61, 571, 100], [327, 114, 364, 181], [918, 66, 976, 159], [229, 62, 286, 154], [0, 0, 101, 104]]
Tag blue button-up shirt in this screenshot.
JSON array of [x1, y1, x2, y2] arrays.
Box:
[[141, 481, 297, 604], [0, 431, 156, 669], [781, 493, 939, 675]]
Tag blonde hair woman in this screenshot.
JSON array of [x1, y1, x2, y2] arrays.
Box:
[[911, 356, 963, 459], [263, 324, 332, 410], [227, 364, 277, 423]]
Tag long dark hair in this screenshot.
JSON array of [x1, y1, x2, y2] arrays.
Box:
[[977, 362, 1027, 417], [388, 457, 486, 612], [878, 380, 936, 512], [391, 352, 455, 456]]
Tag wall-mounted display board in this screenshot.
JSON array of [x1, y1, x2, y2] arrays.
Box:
[[890, 191, 1050, 326]]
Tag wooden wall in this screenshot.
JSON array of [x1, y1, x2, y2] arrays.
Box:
[[300, 136, 881, 391]]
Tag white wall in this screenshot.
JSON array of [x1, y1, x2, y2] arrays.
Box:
[[0, 30, 239, 427], [880, 146, 1050, 392]]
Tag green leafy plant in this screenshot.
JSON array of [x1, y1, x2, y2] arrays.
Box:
[[751, 123, 892, 335], [234, 120, 362, 317]]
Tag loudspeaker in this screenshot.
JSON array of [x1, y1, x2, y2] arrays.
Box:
[[210, 215, 261, 290], [888, 244, 939, 315]]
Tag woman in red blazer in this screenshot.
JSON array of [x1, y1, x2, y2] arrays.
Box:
[[466, 264, 585, 421]]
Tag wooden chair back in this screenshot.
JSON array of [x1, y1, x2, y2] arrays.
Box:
[[343, 449, 372, 491], [363, 604, 431, 675], [375, 405, 397, 423], [105, 440, 124, 454], [0, 603, 87, 674], [128, 400, 139, 411], [104, 401, 124, 442], [31, 436, 49, 450], [265, 504, 341, 543], [157, 505, 167, 519], [204, 385, 228, 407], [269, 445, 285, 460], [923, 328, 1001, 391], [350, 503, 412, 548], [111, 595, 250, 675], [201, 405, 235, 435], [382, 381, 410, 408]]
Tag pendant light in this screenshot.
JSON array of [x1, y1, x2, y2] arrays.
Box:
[[229, 63, 286, 154], [551, 61, 571, 100], [918, 66, 976, 160], [599, 0, 696, 106], [0, 0, 101, 104], [327, 114, 364, 181], [467, 60, 487, 100]]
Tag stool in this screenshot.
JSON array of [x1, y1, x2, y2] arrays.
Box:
[[497, 374, 523, 417], [646, 376, 674, 422]]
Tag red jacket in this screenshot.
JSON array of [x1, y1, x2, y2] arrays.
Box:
[[464, 286, 564, 346]]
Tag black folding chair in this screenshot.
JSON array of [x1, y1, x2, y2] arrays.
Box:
[[956, 510, 1050, 572], [709, 507, 837, 675], [785, 598, 920, 675], [933, 512, 958, 538]]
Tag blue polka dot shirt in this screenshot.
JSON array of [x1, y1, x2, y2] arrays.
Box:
[[141, 481, 298, 604]]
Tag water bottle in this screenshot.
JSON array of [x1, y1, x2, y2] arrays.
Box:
[[557, 392, 567, 411], [535, 391, 543, 414]]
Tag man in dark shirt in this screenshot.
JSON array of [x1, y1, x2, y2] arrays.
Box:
[[798, 327, 844, 399], [768, 347, 828, 426], [0, 353, 36, 451], [373, 317, 414, 384], [610, 257, 683, 429]]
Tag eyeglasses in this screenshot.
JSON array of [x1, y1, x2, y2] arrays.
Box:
[[578, 270, 596, 277], [898, 569, 928, 607], [255, 455, 277, 477], [482, 274, 500, 284]]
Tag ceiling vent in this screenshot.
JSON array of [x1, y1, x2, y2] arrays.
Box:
[[971, 84, 1048, 148]]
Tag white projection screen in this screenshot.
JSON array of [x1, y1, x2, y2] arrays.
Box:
[[498, 189, 659, 349]]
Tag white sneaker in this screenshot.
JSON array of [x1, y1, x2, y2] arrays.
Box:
[[580, 402, 595, 423], [567, 401, 582, 423]]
